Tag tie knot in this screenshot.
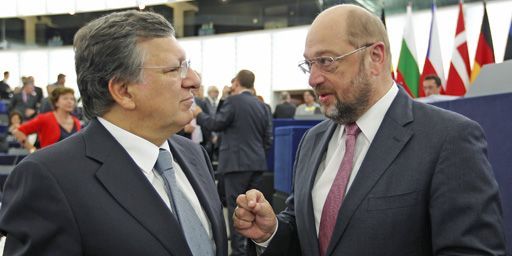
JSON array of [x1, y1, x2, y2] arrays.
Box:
[[154, 149, 174, 175], [345, 123, 360, 136]]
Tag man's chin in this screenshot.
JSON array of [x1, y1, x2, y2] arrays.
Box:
[[178, 113, 194, 125], [322, 105, 337, 117]]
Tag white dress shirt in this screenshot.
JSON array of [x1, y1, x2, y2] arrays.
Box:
[[311, 84, 398, 235], [256, 84, 399, 251], [98, 117, 213, 240]]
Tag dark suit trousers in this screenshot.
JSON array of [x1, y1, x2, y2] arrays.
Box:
[[224, 171, 263, 256]]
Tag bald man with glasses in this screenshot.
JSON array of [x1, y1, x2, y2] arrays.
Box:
[[234, 4, 505, 256]]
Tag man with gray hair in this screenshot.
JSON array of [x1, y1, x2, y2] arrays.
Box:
[[273, 91, 296, 118], [9, 77, 38, 120], [205, 85, 220, 114], [0, 11, 227, 256]]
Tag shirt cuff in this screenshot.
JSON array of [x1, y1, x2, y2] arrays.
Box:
[[252, 218, 278, 253]]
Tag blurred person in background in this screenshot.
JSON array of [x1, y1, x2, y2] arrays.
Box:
[[52, 73, 66, 87], [39, 84, 58, 113], [205, 85, 220, 114], [193, 84, 216, 155], [26, 76, 44, 106], [9, 111, 23, 139], [273, 91, 296, 118], [11, 87, 81, 151], [422, 74, 442, 97], [179, 83, 210, 145], [0, 71, 13, 100], [0, 111, 24, 153], [202, 85, 221, 161], [7, 111, 23, 132], [216, 85, 232, 110], [9, 77, 39, 120], [196, 69, 272, 256], [257, 95, 272, 114], [295, 89, 321, 116]]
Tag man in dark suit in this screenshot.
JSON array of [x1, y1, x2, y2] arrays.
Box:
[[0, 11, 227, 256], [25, 76, 44, 107], [205, 85, 220, 114], [194, 95, 215, 153], [233, 4, 505, 256], [0, 71, 12, 99], [177, 86, 211, 143], [273, 91, 296, 118], [9, 78, 39, 120], [196, 69, 273, 256]]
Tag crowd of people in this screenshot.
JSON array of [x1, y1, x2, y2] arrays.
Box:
[[0, 4, 506, 256], [0, 73, 82, 153]]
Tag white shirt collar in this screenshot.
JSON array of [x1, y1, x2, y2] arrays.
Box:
[[353, 83, 398, 143], [207, 96, 217, 103], [98, 117, 169, 175]]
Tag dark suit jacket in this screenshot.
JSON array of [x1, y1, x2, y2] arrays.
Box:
[[0, 118, 228, 256], [273, 102, 296, 119], [39, 97, 53, 113], [34, 86, 44, 105], [204, 97, 218, 115], [260, 89, 506, 256], [177, 97, 212, 143], [0, 81, 12, 99], [9, 92, 39, 119], [197, 91, 272, 173], [195, 97, 213, 144]]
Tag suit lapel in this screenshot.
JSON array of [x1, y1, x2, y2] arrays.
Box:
[[326, 90, 414, 255], [169, 139, 215, 214], [85, 119, 191, 256], [168, 139, 224, 255], [299, 121, 338, 256]]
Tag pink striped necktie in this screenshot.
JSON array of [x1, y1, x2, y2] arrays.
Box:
[[318, 123, 361, 256]]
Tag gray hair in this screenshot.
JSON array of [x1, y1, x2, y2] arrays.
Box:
[[280, 91, 290, 101], [74, 10, 175, 119]]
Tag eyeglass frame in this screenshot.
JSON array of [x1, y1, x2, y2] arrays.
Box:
[[298, 43, 375, 74], [139, 59, 191, 79]]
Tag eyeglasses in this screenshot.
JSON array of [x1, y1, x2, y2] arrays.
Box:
[[139, 59, 190, 79], [298, 43, 374, 74]]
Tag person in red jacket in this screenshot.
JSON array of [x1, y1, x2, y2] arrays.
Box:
[[12, 87, 81, 151]]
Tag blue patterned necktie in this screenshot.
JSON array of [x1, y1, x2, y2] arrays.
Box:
[[154, 149, 215, 256]]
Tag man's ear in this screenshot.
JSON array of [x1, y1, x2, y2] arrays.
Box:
[[368, 42, 386, 75], [108, 78, 136, 110]]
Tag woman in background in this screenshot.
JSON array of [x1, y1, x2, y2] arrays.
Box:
[[295, 89, 321, 116], [5, 111, 24, 150], [8, 111, 23, 132], [12, 87, 81, 151]]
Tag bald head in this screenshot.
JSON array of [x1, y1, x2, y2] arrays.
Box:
[[307, 4, 392, 70], [304, 4, 394, 124]]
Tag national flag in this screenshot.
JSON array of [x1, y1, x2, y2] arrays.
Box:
[[504, 17, 512, 60], [396, 4, 420, 98], [419, 2, 445, 97], [470, 1, 494, 83], [445, 0, 471, 96], [381, 8, 395, 79]]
